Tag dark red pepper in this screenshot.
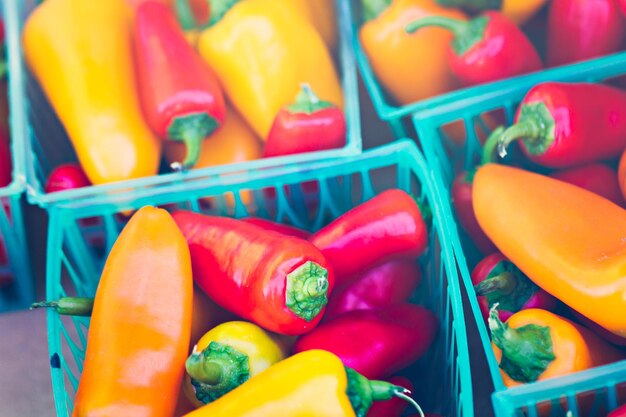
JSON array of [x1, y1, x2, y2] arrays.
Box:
[[44, 164, 91, 193], [0, 129, 11, 188], [547, 0, 626, 68], [571, 309, 626, 347], [172, 210, 335, 336], [240, 217, 311, 239], [367, 376, 414, 417], [619, 0, 626, 16], [309, 189, 429, 283], [405, 11, 542, 87], [496, 82, 626, 168], [133, 1, 226, 169], [549, 163, 625, 207], [263, 84, 346, 157], [609, 404, 626, 417], [323, 259, 422, 321], [293, 304, 438, 379], [472, 253, 558, 323]]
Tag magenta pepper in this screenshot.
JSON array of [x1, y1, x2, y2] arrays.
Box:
[[294, 304, 438, 379], [471, 253, 558, 323], [45, 164, 91, 193], [323, 259, 422, 321], [550, 163, 625, 207]]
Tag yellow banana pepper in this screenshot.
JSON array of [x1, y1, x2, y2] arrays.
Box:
[[197, 0, 343, 140], [293, 0, 338, 50], [23, 0, 161, 185]]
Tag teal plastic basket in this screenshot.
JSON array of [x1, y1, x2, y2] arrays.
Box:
[[10, 0, 361, 208], [44, 140, 474, 417], [413, 56, 626, 417], [0, 0, 34, 312]]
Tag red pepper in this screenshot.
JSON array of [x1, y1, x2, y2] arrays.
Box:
[[323, 259, 422, 321], [240, 217, 311, 239], [172, 210, 335, 336], [0, 129, 11, 188], [609, 404, 626, 417], [550, 163, 625, 207], [133, 1, 226, 169], [570, 309, 626, 347], [367, 376, 414, 417], [472, 253, 558, 323], [619, 0, 626, 16], [405, 11, 542, 87], [44, 164, 91, 193], [173, 0, 211, 31], [263, 84, 346, 157], [547, 0, 626, 68], [496, 82, 626, 168], [309, 189, 429, 283], [293, 304, 438, 379]]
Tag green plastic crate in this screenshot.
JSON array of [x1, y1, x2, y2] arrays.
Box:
[[10, 0, 361, 209], [44, 140, 474, 417], [0, 0, 34, 312], [413, 57, 626, 417]]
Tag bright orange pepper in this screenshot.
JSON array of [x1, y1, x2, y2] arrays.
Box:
[[72, 207, 193, 417], [359, 0, 466, 106], [618, 148, 626, 200]]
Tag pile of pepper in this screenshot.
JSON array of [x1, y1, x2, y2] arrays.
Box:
[[360, 0, 626, 106], [447, 79, 626, 393], [35, 188, 446, 417], [23, 0, 348, 190]]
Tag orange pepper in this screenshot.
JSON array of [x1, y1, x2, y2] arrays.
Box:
[[619, 148, 626, 200], [473, 164, 626, 338], [359, 0, 466, 106], [73, 207, 193, 417], [490, 308, 624, 387]]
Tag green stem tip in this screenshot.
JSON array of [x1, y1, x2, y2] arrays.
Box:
[[287, 83, 335, 114], [481, 126, 506, 165], [168, 112, 219, 171], [208, 0, 240, 27], [497, 102, 555, 159], [474, 271, 518, 296], [362, 0, 392, 22], [405, 15, 489, 56], [30, 297, 94, 316], [285, 261, 329, 322]]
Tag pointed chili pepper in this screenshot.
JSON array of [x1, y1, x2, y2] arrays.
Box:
[[367, 376, 414, 417], [472, 253, 557, 324], [550, 163, 625, 207], [309, 189, 429, 283], [263, 84, 346, 157], [172, 211, 334, 336], [324, 259, 422, 321], [547, 0, 626, 68], [240, 217, 311, 239], [406, 11, 542, 87], [134, 1, 226, 170], [294, 304, 438, 379], [496, 82, 626, 168]]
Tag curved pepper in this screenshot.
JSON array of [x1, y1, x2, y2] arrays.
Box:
[[471, 253, 557, 323], [185, 321, 285, 406], [324, 259, 422, 321], [182, 349, 424, 417], [240, 217, 311, 239], [23, 0, 161, 185], [294, 304, 438, 379], [73, 207, 193, 416], [547, 0, 626, 68], [496, 82, 626, 168], [134, 1, 226, 170], [172, 211, 335, 335], [550, 163, 625, 207], [359, 0, 466, 105], [406, 11, 542, 87], [197, 0, 342, 140], [489, 307, 625, 387], [310, 189, 429, 282], [473, 164, 626, 338]]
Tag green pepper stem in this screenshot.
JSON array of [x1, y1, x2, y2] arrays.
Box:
[[481, 126, 506, 165], [208, 0, 239, 27], [174, 0, 197, 31], [362, 0, 392, 21], [285, 261, 329, 322], [30, 297, 94, 316], [168, 113, 219, 171], [287, 84, 335, 114], [474, 272, 518, 296], [0, 60, 6, 81], [497, 121, 542, 158], [394, 391, 425, 417], [405, 16, 468, 37]]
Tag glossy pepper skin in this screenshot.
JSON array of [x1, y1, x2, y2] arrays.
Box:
[[73, 207, 193, 417], [547, 0, 626, 68], [182, 349, 422, 417], [360, 0, 466, 105], [550, 163, 625, 207], [44, 164, 90, 193], [489, 308, 625, 387], [264, 84, 346, 157], [184, 321, 285, 406], [240, 217, 311, 239], [23, 0, 161, 185], [310, 189, 429, 282], [497, 82, 626, 168], [609, 404, 626, 417], [472, 253, 557, 323], [406, 11, 542, 87], [367, 376, 413, 417], [134, 1, 226, 170], [172, 211, 335, 335], [620, 0, 626, 15], [473, 164, 626, 338], [197, 0, 343, 139], [324, 259, 422, 321], [294, 304, 438, 379]]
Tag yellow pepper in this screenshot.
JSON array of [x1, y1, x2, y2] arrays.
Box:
[[197, 0, 343, 140], [183, 349, 421, 417], [184, 321, 286, 407], [359, 0, 466, 106], [293, 0, 338, 50], [22, 0, 161, 185], [501, 0, 548, 25]]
